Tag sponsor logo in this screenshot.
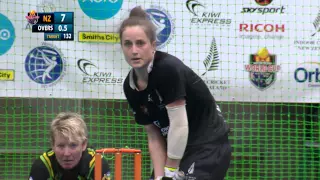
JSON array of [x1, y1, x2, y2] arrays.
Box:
[[37, 0, 56, 12], [185, 162, 196, 179], [25, 0, 55, 30], [25, 42, 66, 88], [145, 5, 175, 49], [312, 10, 320, 37], [186, 0, 232, 27], [153, 120, 169, 136], [78, 0, 123, 20], [0, 13, 15, 56], [25, 10, 40, 26], [239, 23, 285, 40], [188, 162, 195, 174], [78, 32, 120, 43], [241, 0, 285, 14], [202, 37, 219, 76], [294, 9, 320, 51], [204, 79, 230, 92], [77, 59, 123, 84], [255, 0, 273, 6], [200, 37, 230, 94], [240, 23, 285, 32], [245, 48, 281, 90], [160, 126, 169, 136], [0, 70, 14, 81], [294, 62, 320, 88], [186, 0, 205, 16], [294, 40, 320, 51]]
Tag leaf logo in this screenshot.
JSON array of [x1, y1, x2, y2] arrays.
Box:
[[311, 9, 320, 37], [186, 0, 205, 16], [202, 37, 219, 76], [187, 162, 195, 174]]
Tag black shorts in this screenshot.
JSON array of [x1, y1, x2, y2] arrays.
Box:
[[150, 134, 232, 180]]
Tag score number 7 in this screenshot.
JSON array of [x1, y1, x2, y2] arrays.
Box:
[[61, 14, 65, 22]]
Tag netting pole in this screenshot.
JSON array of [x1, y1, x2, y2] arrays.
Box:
[[94, 153, 102, 180], [115, 152, 122, 180], [134, 153, 142, 180]]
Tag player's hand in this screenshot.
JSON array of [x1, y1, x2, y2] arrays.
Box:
[[163, 166, 185, 180]]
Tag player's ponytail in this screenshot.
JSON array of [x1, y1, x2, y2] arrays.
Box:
[[129, 6, 148, 20], [118, 6, 156, 44]]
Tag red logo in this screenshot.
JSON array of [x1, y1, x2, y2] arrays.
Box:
[[240, 24, 285, 32], [255, 0, 273, 6]]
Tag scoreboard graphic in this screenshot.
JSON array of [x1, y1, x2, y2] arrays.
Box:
[[26, 10, 74, 41]]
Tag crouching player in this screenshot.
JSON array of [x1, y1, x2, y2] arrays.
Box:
[[29, 112, 111, 180]]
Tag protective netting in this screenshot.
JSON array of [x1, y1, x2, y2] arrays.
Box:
[[0, 0, 319, 180]]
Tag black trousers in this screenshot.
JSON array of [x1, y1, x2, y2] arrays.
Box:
[[150, 134, 232, 180]]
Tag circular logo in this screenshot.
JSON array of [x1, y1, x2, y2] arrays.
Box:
[[255, 0, 273, 6], [146, 6, 174, 49], [25, 46, 64, 85], [78, 0, 123, 20], [0, 13, 15, 56], [37, 1, 56, 12]]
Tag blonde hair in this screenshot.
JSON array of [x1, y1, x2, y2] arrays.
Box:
[[50, 112, 88, 145]]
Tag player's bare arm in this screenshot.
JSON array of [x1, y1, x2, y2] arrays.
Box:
[[145, 124, 167, 178]]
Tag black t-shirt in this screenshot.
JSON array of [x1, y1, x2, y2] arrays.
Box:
[[29, 148, 111, 180], [123, 51, 229, 146]]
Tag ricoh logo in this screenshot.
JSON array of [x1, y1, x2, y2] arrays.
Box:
[[241, 0, 285, 14], [240, 24, 285, 32], [239, 23, 285, 40]]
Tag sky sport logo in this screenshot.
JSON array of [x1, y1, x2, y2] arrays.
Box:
[[241, 0, 285, 14], [186, 0, 231, 27]]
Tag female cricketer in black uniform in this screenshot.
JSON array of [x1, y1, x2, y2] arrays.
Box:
[[29, 112, 111, 180], [120, 6, 232, 180]]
